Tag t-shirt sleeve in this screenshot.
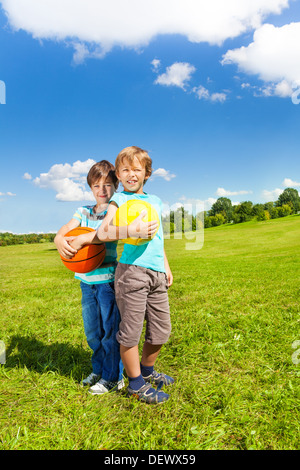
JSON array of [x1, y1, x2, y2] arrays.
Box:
[[72, 207, 83, 223], [109, 193, 125, 208]]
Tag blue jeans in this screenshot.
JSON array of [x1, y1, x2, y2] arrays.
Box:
[[80, 281, 123, 382]]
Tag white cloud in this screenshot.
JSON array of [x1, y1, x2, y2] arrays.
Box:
[[274, 80, 293, 98], [262, 179, 300, 201], [0, 0, 289, 62], [71, 42, 107, 65], [151, 59, 161, 72], [22, 172, 32, 180], [222, 22, 300, 98], [262, 188, 283, 201], [283, 177, 300, 187], [154, 62, 196, 89], [153, 61, 227, 102], [193, 85, 227, 103], [152, 168, 176, 181], [33, 159, 96, 201], [162, 196, 216, 217], [0, 191, 16, 197], [193, 85, 210, 100], [211, 92, 227, 103], [179, 195, 216, 211], [216, 187, 252, 197]]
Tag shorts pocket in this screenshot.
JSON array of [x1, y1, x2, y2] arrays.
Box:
[[116, 264, 148, 294], [164, 273, 169, 290], [117, 277, 147, 295]]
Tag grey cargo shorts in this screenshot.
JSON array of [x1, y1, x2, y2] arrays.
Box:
[[114, 263, 171, 347]]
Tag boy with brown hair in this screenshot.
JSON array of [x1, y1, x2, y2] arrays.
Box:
[[54, 160, 124, 393], [96, 146, 174, 404]]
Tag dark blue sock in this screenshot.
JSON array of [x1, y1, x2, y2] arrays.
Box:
[[140, 363, 154, 377], [128, 374, 145, 391]]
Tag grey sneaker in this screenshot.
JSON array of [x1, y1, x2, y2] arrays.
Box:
[[127, 382, 169, 404], [142, 370, 174, 387], [89, 378, 125, 395], [82, 372, 101, 386]]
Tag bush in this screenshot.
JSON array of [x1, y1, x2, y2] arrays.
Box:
[[205, 213, 226, 227], [257, 210, 270, 221], [277, 204, 292, 218]]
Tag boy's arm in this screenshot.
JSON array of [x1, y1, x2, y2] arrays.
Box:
[[97, 203, 159, 242], [54, 219, 80, 258], [164, 249, 173, 287], [68, 229, 103, 252], [97, 203, 129, 241], [55, 219, 105, 257]]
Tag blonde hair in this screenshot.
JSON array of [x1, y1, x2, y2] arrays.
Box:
[[115, 146, 152, 181]]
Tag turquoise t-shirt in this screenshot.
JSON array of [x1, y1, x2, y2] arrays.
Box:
[[72, 205, 118, 284], [109, 191, 165, 273]]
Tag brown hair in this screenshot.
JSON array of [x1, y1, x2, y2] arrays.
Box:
[[115, 146, 152, 181], [87, 160, 118, 188]]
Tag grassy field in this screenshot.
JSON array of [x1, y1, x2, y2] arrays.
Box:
[[0, 215, 300, 450]]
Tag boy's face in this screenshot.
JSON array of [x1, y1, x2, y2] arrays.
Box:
[[116, 157, 148, 194], [91, 175, 115, 205]]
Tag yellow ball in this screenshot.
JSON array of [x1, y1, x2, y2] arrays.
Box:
[[113, 200, 160, 245]]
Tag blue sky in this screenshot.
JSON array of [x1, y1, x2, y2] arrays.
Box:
[[1, 0, 300, 233]]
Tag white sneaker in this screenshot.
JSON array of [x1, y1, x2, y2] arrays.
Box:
[[82, 372, 101, 386], [89, 377, 125, 395]]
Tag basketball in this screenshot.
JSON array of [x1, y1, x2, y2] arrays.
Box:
[[113, 200, 160, 245], [60, 227, 106, 273]]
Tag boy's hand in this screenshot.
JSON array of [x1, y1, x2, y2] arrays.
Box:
[[55, 235, 78, 259], [69, 234, 87, 253], [166, 267, 173, 287], [128, 210, 159, 239], [164, 249, 173, 287]]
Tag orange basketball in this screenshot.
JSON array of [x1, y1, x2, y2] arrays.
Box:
[[60, 227, 106, 273]]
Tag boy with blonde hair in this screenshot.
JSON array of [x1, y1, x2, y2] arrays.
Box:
[[97, 146, 174, 404]]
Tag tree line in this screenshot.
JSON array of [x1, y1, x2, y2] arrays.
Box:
[[0, 232, 56, 247], [162, 187, 300, 233], [1, 188, 299, 245]]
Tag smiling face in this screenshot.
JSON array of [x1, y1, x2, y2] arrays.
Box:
[[116, 157, 149, 194], [90, 175, 116, 207]]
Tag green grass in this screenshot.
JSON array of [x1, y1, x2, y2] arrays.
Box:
[[1, 215, 300, 450]]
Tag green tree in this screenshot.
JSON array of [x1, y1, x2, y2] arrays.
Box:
[[192, 212, 204, 231], [252, 203, 264, 218], [204, 215, 212, 228], [210, 197, 233, 222], [210, 213, 226, 226], [257, 210, 270, 221], [263, 201, 276, 218], [277, 204, 292, 218], [232, 201, 253, 223], [271, 207, 280, 219], [276, 188, 300, 213]]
